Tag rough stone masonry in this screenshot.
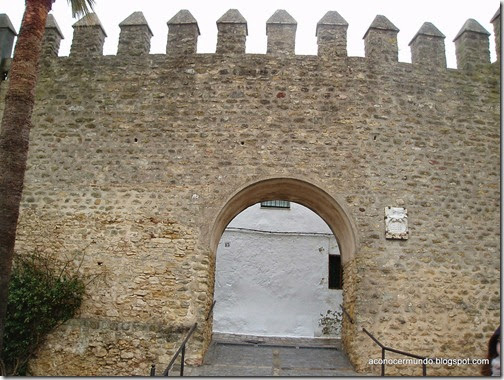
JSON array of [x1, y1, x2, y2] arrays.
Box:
[[0, 7, 500, 376]]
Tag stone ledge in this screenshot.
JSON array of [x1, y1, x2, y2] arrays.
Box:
[[212, 332, 342, 349]]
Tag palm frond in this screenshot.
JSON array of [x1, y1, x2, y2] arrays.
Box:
[[67, 0, 96, 18]]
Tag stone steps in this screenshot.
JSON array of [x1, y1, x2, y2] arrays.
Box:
[[179, 334, 364, 377]]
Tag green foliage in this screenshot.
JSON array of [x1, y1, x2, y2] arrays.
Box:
[[1, 253, 85, 375], [66, 0, 96, 18]]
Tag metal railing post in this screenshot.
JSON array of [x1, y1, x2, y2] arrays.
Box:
[[150, 364, 156, 376], [206, 300, 216, 321], [180, 345, 186, 376], [381, 348, 385, 376]]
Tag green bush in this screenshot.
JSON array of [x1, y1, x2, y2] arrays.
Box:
[[1, 253, 85, 375]]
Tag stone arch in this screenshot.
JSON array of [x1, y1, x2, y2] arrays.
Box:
[[209, 177, 358, 265]]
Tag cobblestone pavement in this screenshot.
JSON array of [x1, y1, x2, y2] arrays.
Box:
[[181, 334, 364, 377]]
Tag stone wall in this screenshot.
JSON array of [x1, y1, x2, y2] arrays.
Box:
[[0, 7, 500, 376]]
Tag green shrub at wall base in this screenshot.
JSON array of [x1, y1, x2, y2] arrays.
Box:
[[1, 254, 85, 375]]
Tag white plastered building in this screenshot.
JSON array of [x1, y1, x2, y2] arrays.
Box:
[[213, 201, 343, 338]]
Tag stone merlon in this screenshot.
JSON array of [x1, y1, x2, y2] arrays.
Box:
[[70, 13, 107, 57], [408, 22, 446, 68], [166, 10, 200, 55], [216, 9, 248, 54], [363, 15, 399, 62], [266, 10, 297, 56], [453, 18, 490, 70], [118, 12, 153, 56], [316, 11, 348, 58]]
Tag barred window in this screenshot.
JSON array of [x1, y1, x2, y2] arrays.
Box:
[[329, 254, 343, 289], [260, 200, 291, 209]]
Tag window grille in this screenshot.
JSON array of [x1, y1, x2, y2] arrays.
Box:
[[260, 200, 290, 209]]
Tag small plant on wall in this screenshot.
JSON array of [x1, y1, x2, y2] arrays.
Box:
[[318, 309, 343, 336], [1, 252, 86, 376]]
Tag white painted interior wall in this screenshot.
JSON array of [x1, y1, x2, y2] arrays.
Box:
[[213, 202, 343, 338]]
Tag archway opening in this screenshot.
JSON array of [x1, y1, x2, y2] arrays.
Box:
[[207, 178, 358, 342], [213, 201, 343, 338]]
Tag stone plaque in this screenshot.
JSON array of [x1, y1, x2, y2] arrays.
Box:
[[385, 206, 408, 239]]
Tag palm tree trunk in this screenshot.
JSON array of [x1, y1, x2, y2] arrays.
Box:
[[0, 0, 52, 357]]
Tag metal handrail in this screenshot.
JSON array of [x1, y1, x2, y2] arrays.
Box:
[[163, 323, 198, 376], [340, 305, 428, 376], [340, 305, 354, 326], [341, 304, 355, 325], [206, 300, 216, 321], [362, 328, 427, 376], [151, 301, 217, 377], [150, 323, 198, 377]]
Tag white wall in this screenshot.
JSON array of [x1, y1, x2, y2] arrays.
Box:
[[213, 202, 343, 338], [227, 202, 335, 234]]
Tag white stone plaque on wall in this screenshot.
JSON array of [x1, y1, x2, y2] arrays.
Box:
[[385, 207, 408, 240]]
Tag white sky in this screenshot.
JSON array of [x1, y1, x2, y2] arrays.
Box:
[[2, 0, 500, 68]]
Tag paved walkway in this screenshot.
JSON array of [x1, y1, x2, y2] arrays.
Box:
[[182, 334, 362, 377]]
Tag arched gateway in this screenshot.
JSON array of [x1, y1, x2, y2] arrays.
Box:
[[205, 178, 358, 347]]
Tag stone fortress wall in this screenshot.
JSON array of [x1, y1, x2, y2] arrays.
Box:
[[0, 6, 501, 376]]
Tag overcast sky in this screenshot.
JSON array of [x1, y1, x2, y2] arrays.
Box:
[[2, 0, 500, 68]]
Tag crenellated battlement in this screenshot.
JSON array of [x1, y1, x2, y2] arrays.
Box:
[[0, 8, 500, 72]]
